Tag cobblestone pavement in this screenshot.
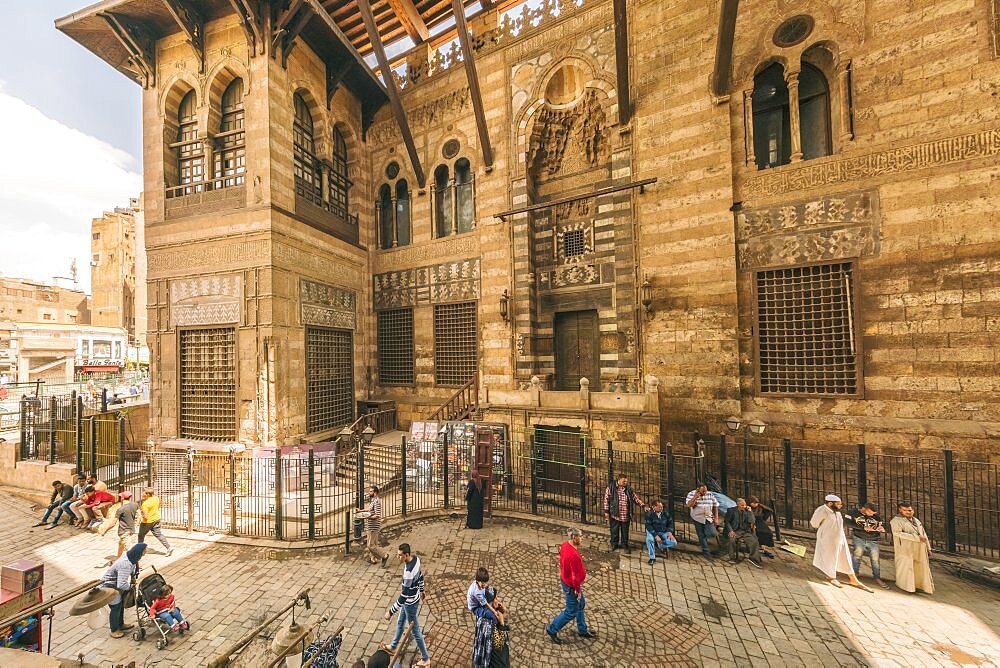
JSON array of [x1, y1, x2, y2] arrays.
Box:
[[4, 496, 1000, 667]]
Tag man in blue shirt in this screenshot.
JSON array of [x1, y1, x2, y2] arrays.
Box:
[[644, 500, 677, 565]]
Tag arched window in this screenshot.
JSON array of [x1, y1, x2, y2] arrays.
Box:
[[455, 158, 474, 233], [214, 78, 245, 188], [752, 62, 790, 169], [798, 63, 831, 160], [293, 93, 322, 206], [177, 90, 203, 193], [395, 180, 411, 246], [434, 165, 453, 238], [378, 184, 394, 249], [329, 127, 350, 219]]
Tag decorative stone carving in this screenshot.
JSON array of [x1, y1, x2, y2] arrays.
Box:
[[736, 189, 881, 270], [528, 89, 608, 178], [516, 333, 526, 356], [169, 275, 242, 327], [992, 0, 1000, 59], [149, 238, 268, 273], [374, 234, 479, 273], [555, 222, 594, 263], [742, 127, 1000, 200], [545, 263, 600, 288], [300, 279, 356, 330], [373, 259, 481, 309], [368, 88, 471, 144]]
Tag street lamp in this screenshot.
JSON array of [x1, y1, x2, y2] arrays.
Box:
[[361, 425, 376, 445], [499, 289, 510, 324], [724, 416, 767, 499], [641, 276, 653, 318]]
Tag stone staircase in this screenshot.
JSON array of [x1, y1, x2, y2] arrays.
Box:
[[336, 430, 407, 490]]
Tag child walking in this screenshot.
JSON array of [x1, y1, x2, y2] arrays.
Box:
[[148, 585, 188, 632]]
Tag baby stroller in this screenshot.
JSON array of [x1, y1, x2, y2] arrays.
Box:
[[131, 566, 188, 650]]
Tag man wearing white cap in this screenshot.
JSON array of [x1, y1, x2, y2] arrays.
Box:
[[810, 494, 872, 591]]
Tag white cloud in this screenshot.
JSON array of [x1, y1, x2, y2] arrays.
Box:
[[0, 90, 141, 294]]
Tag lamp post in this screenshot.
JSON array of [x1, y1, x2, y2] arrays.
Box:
[[499, 289, 510, 324], [641, 276, 653, 318], [725, 416, 766, 499]]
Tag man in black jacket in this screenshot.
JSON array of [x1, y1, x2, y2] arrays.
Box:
[[644, 500, 677, 565], [723, 498, 762, 567], [603, 474, 648, 553], [34, 480, 73, 527]]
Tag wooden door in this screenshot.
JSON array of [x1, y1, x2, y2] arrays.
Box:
[[554, 310, 600, 391], [474, 427, 494, 516]]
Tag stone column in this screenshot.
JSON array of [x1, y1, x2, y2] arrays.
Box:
[[450, 179, 459, 236], [785, 69, 803, 162], [390, 195, 398, 248], [836, 58, 854, 145], [743, 87, 756, 166], [201, 138, 214, 188]]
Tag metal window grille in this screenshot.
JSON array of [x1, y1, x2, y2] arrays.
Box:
[[305, 327, 354, 433], [328, 127, 350, 220], [179, 328, 237, 441], [177, 91, 203, 193], [293, 93, 323, 206], [377, 309, 414, 385], [563, 228, 586, 258], [434, 302, 478, 386], [214, 78, 245, 188], [755, 262, 859, 395]]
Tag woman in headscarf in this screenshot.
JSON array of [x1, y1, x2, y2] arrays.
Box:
[[466, 473, 485, 529], [748, 496, 776, 558], [100, 542, 146, 637]]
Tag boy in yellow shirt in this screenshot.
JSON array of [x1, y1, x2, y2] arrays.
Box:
[[139, 488, 173, 556]]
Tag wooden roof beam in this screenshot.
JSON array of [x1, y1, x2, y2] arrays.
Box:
[[227, 0, 265, 55], [451, 0, 493, 170], [161, 0, 205, 73], [386, 0, 429, 43], [99, 11, 156, 88], [710, 0, 740, 101], [357, 0, 426, 188], [612, 0, 631, 125], [277, 4, 315, 66], [276, 0, 307, 31], [305, 0, 388, 94]]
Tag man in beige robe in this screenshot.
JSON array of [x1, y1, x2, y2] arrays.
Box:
[[810, 494, 872, 591], [889, 501, 935, 594]]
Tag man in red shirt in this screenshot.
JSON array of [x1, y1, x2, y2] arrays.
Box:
[[545, 528, 598, 644]]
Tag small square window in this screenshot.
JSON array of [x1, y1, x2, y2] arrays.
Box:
[[563, 229, 587, 257], [92, 232, 101, 240]]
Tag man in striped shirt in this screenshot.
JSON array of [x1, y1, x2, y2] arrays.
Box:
[[358, 484, 389, 567], [383, 543, 430, 666], [686, 483, 721, 559]]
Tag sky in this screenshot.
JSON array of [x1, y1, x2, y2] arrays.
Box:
[[0, 1, 142, 294]]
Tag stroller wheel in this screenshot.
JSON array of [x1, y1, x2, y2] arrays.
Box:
[[134, 627, 146, 641], [156, 638, 168, 650]]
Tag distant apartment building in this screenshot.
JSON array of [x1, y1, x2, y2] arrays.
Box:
[[2, 322, 127, 384], [0, 277, 90, 325], [91, 199, 141, 344]]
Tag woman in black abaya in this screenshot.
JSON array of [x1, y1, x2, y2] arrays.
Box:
[[466, 473, 484, 529]]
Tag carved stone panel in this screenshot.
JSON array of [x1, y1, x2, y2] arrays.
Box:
[[741, 128, 1000, 200], [300, 279, 356, 330], [736, 189, 880, 270], [169, 275, 242, 327], [373, 259, 481, 310]]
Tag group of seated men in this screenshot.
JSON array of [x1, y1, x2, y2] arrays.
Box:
[[34, 474, 117, 530]]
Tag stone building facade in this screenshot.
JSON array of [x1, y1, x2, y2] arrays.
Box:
[[59, 0, 1000, 460], [91, 201, 140, 343]]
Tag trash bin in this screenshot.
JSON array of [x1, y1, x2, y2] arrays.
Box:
[[353, 517, 364, 542]]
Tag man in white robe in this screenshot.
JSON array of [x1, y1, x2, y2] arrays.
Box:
[[889, 501, 935, 594], [810, 494, 872, 591]]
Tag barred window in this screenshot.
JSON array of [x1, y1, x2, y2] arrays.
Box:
[[329, 127, 350, 220], [305, 327, 354, 433], [755, 262, 859, 395], [293, 93, 323, 206], [434, 301, 478, 386], [563, 229, 586, 258], [214, 78, 245, 188], [177, 90, 203, 192], [377, 309, 414, 385], [179, 328, 237, 441]]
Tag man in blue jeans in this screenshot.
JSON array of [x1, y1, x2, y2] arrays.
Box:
[[644, 500, 677, 565], [383, 543, 430, 667], [686, 483, 720, 559], [33, 480, 74, 527], [546, 527, 598, 644], [843, 502, 889, 589]]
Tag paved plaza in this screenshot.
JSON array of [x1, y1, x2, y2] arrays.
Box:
[[4, 495, 1000, 667]]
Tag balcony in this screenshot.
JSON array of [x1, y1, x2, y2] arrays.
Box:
[[294, 180, 359, 246], [164, 180, 246, 220]]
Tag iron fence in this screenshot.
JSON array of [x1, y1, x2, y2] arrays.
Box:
[[10, 410, 1000, 558]]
